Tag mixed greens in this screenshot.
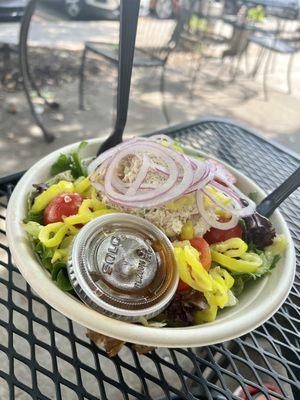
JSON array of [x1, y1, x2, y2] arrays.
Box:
[[23, 139, 286, 327]]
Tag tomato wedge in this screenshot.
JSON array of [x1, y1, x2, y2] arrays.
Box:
[[176, 279, 191, 293], [190, 237, 212, 271], [203, 221, 243, 245], [43, 193, 83, 225]]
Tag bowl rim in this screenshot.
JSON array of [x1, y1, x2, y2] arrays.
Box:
[[6, 139, 296, 347]]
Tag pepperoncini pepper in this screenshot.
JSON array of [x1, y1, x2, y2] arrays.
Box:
[[38, 222, 69, 248], [194, 305, 218, 323], [174, 245, 212, 292], [180, 221, 194, 240], [174, 242, 237, 323], [51, 235, 75, 263], [78, 198, 106, 215], [31, 180, 74, 212], [63, 208, 117, 226], [211, 238, 262, 273], [74, 176, 91, 194]]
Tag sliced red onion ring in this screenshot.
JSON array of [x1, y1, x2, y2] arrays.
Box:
[[104, 144, 180, 203], [149, 134, 174, 143], [102, 142, 194, 208], [210, 181, 256, 217], [196, 190, 239, 230], [89, 136, 255, 221], [126, 154, 151, 196], [87, 137, 142, 174]]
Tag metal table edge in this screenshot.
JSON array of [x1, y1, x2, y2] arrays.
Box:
[[146, 116, 300, 162]]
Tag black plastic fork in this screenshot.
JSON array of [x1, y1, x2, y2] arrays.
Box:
[[257, 166, 300, 218], [97, 0, 140, 155]]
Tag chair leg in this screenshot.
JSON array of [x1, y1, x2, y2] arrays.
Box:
[[189, 52, 202, 100], [244, 46, 250, 76], [270, 51, 277, 74], [251, 46, 265, 78], [160, 64, 170, 125], [79, 47, 88, 111], [263, 50, 273, 101], [19, 0, 54, 142], [230, 52, 243, 81], [287, 53, 294, 95]]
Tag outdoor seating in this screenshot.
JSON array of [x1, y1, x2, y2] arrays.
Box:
[[79, 11, 190, 125], [0, 1, 25, 85], [246, 1, 300, 99]]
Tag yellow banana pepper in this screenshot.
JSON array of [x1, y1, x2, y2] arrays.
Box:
[[174, 242, 237, 323], [64, 209, 117, 225], [180, 221, 194, 240], [210, 266, 234, 289], [51, 248, 69, 264], [174, 245, 212, 292], [51, 235, 75, 263], [183, 245, 213, 291], [211, 250, 262, 273], [74, 176, 91, 194], [31, 181, 74, 212], [38, 222, 69, 248], [165, 194, 195, 210], [212, 238, 248, 258], [194, 305, 218, 323], [204, 267, 234, 309]]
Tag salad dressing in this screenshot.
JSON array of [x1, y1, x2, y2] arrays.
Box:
[[68, 213, 179, 321]]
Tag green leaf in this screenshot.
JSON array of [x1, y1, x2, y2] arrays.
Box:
[[34, 242, 56, 262], [51, 261, 67, 281], [78, 141, 88, 151], [42, 258, 53, 271], [24, 210, 44, 225], [269, 254, 281, 270], [50, 153, 71, 176], [24, 222, 43, 238], [56, 268, 73, 291], [248, 191, 259, 204], [250, 252, 281, 279], [50, 142, 88, 179], [70, 151, 87, 178], [239, 219, 247, 241]]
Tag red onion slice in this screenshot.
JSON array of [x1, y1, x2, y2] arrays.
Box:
[[104, 144, 180, 203], [126, 154, 151, 196], [149, 134, 174, 143], [210, 181, 256, 217], [196, 190, 239, 230]]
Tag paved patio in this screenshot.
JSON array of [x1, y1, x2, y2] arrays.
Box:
[[0, 14, 299, 177]]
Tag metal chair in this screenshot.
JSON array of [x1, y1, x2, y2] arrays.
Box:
[[78, 11, 190, 124], [19, 0, 60, 142], [0, 0, 25, 85], [247, 1, 300, 100]]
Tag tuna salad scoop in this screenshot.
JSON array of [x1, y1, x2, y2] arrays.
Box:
[[88, 136, 256, 237]]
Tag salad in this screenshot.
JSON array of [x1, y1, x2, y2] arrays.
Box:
[[23, 136, 286, 327]]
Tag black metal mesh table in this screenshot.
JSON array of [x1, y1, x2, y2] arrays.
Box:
[[0, 118, 299, 400]]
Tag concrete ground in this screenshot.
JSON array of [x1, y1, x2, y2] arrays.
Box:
[[1, 49, 300, 177]]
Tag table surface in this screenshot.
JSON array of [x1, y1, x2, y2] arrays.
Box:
[[0, 118, 299, 400]]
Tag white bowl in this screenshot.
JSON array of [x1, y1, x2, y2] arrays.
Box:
[[6, 139, 296, 347]]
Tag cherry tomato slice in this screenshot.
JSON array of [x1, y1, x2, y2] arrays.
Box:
[[203, 219, 243, 245], [43, 193, 83, 225], [177, 279, 191, 293], [190, 237, 212, 271]]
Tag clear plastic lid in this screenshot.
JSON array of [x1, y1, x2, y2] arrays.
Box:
[[68, 213, 178, 321]]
